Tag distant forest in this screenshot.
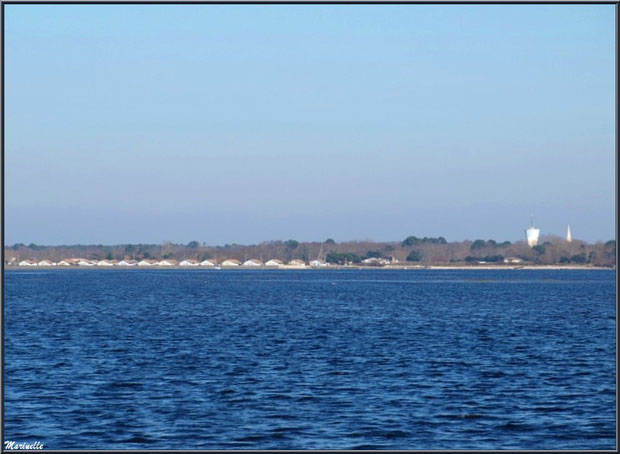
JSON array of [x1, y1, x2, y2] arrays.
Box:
[[3, 236, 616, 266]]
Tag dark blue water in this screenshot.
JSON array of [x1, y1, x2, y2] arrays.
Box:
[[4, 269, 616, 449]]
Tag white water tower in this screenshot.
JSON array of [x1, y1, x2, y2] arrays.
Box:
[[525, 215, 540, 247]]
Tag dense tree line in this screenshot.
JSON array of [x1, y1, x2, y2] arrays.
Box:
[[4, 236, 616, 266]]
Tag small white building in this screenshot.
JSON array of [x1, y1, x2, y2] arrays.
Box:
[[138, 259, 157, 266], [97, 260, 115, 266], [242, 259, 263, 267], [310, 259, 328, 267], [179, 259, 199, 266], [265, 259, 283, 267], [504, 257, 524, 264], [64, 258, 86, 266], [18, 260, 37, 266], [288, 259, 306, 267], [37, 260, 54, 266], [156, 259, 178, 266], [117, 259, 137, 266], [199, 259, 216, 266], [57, 260, 72, 266], [77, 260, 95, 266], [361, 257, 391, 266], [221, 259, 241, 267]]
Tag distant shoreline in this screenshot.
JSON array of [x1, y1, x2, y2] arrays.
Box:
[[4, 264, 613, 271], [5, 237, 615, 268]]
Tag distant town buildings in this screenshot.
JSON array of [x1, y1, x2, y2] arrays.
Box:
[[6, 224, 605, 268], [9, 257, 350, 267]]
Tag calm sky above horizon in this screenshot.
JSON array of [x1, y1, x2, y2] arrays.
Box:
[[4, 4, 615, 245]]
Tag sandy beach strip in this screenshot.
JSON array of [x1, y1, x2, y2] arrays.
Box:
[[4, 264, 613, 271]]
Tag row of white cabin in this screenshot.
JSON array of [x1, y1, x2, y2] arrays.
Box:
[[14, 258, 333, 267]]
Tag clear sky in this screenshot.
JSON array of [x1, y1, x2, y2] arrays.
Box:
[[4, 4, 616, 245]]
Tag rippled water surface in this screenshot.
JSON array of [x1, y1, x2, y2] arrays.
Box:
[[4, 269, 616, 449]]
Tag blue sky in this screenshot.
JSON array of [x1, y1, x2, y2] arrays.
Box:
[[4, 4, 615, 245]]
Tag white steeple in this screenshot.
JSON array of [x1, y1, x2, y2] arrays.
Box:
[[566, 225, 572, 243]]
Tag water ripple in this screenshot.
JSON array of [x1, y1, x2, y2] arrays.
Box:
[[4, 269, 616, 449]]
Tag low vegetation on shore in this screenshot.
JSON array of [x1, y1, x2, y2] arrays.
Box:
[[3, 236, 616, 267]]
